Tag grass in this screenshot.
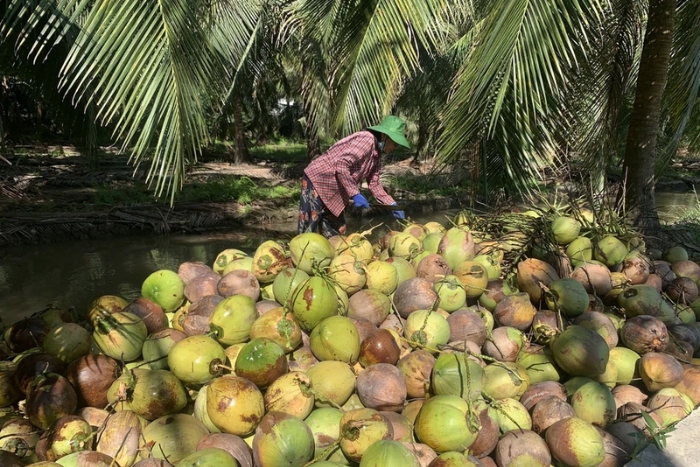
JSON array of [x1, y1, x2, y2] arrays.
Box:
[[177, 176, 300, 204], [386, 171, 471, 198]]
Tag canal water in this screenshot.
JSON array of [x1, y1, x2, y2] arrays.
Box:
[[1, 191, 697, 326]]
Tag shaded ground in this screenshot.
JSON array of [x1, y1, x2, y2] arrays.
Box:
[[0, 145, 453, 246]]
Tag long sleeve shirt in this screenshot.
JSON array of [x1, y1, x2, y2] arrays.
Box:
[[303, 130, 395, 216]]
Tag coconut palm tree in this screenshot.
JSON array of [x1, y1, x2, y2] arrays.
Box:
[[437, 0, 700, 236]]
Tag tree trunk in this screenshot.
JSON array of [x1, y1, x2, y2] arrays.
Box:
[[305, 120, 321, 161], [232, 89, 252, 164], [622, 0, 676, 239]]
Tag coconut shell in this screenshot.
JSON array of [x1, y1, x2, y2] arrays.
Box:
[[595, 426, 632, 467], [520, 381, 568, 411], [531, 396, 575, 434], [217, 269, 260, 301], [517, 258, 560, 304], [570, 263, 613, 296], [493, 293, 537, 331], [495, 430, 551, 467], [415, 254, 452, 284], [638, 352, 684, 392], [445, 308, 487, 346], [122, 297, 168, 335], [393, 278, 439, 319], [620, 315, 668, 354], [197, 433, 253, 467], [468, 404, 499, 458]]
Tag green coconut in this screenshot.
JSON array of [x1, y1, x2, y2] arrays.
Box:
[[179, 448, 238, 467], [493, 397, 532, 433], [571, 381, 616, 428], [234, 338, 288, 389], [141, 269, 185, 313], [517, 349, 562, 384], [617, 284, 676, 324], [309, 316, 361, 364], [389, 232, 423, 259], [609, 347, 642, 385], [438, 228, 476, 270], [434, 276, 467, 312], [404, 310, 451, 352], [359, 440, 420, 467], [272, 268, 310, 307], [545, 417, 605, 467], [209, 295, 259, 346], [544, 278, 589, 318], [289, 232, 335, 274], [566, 236, 594, 265], [452, 261, 489, 299], [431, 352, 485, 402], [140, 414, 209, 464], [364, 260, 399, 295], [252, 240, 289, 283], [252, 411, 315, 467], [482, 362, 530, 400], [594, 235, 628, 267], [385, 257, 416, 287], [663, 246, 689, 263], [550, 325, 609, 377], [551, 216, 581, 245], [213, 248, 249, 275], [222, 256, 254, 274], [422, 232, 444, 254], [413, 395, 478, 453], [168, 335, 226, 385], [339, 408, 393, 462], [304, 407, 345, 461], [290, 276, 339, 332]]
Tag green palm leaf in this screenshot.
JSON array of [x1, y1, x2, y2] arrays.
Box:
[[438, 0, 607, 195]]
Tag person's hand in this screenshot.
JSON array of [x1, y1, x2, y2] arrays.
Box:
[[392, 203, 405, 219], [352, 193, 370, 209]]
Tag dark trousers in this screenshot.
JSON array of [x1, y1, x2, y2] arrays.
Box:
[[297, 175, 347, 238]]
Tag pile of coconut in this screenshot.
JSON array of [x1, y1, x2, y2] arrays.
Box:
[[1, 208, 700, 467]]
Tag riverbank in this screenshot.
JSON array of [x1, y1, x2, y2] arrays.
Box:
[[2, 144, 700, 248]]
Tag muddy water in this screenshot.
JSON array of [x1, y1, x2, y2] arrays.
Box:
[[2, 192, 697, 326], [0, 211, 458, 324]]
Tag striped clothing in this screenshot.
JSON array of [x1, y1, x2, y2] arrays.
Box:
[[303, 130, 395, 217]]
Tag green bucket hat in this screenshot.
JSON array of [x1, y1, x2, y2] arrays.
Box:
[[368, 115, 410, 149]]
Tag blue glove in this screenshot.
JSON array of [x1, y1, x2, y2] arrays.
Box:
[[392, 203, 405, 219], [352, 193, 370, 209]]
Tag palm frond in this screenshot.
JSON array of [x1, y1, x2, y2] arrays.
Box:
[[660, 0, 700, 168], [437, 0, 608, 195], [567, 0, 646, 187], [57, 0, 229, 201]]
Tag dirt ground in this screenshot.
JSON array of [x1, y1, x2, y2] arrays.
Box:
[[0, 146, 433, 246]]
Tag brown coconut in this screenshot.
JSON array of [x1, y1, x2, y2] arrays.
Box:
[[197, 433, 253, 467], [177, 261, 215, 284], [611, 384, 648, 410], [415, 254, 452, 284], [520, 381, 568, 411], [531, 396, 576, 434], [638, 352, 684, 392], [468, 404, 499, 458], [356, 363, 407, 412], [495, 430, 551, 467], [644, 273, 663, 292], [595, 426, 632, 467], [183, 271, 221, 303], [571, 263, 613, 296], [517, 258, 560, 304], [618, 402, 663, 437], [620, 315, 668, 354], [348, 289, 392, 326], [666, 277, 699, 304], [653, 260, 676, 289], [532, 309, 566, 345], [217, 269, 260, 301], [396, 350, 436, 399], [493, 292, 537, 331], [445, 308, 487, 346], [482, 326, 524, 362], [672, 259, 700, 282], [393, 278, 439, 319], [122, 297, 168, 335], [619, 254, 651, 285]]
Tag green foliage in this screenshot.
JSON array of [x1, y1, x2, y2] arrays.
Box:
[[177, 177, 299, 204], [386, 172, 470, 198], [249, 142, 308, 163]]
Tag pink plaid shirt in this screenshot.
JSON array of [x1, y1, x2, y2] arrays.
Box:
[[304, 130, 395, 216]]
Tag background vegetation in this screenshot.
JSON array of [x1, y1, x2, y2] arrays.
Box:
[[1, 0, 700, 237]]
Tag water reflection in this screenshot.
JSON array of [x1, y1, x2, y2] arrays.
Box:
[[0, 211, 456, 324], [2, 193, 695, 326]]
